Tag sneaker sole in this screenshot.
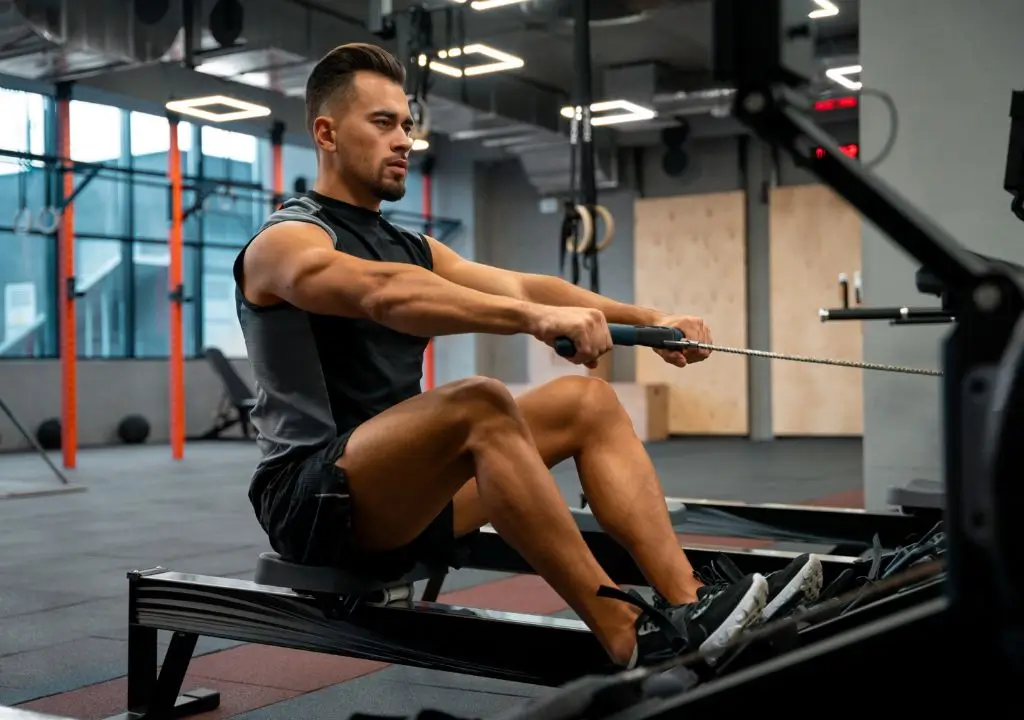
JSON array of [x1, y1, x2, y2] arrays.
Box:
[[698, 573, 769, 663], [763, 554, 824, 621]]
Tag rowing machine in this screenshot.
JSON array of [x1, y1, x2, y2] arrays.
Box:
[[104, 506, 859, 718]]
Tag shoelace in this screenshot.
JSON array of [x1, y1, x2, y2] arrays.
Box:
[[652, 561, 736, 611], [654, 554, 765, 611], [710, 555, 748, 584]]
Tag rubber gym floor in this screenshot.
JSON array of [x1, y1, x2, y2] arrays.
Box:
[[1, 437, 863, 719]]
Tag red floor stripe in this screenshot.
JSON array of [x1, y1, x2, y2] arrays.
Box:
[[439, 573, 568, 614], [17, 674, 302, 720], [676, 532, 774, 549], [188, 646, 388, 692], [805, 488, 865, 509]]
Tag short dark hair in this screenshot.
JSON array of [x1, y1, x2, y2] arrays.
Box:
[[305, 43, 406, 136]]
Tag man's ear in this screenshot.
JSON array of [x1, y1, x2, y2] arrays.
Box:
[[313, 116, 337, 153]]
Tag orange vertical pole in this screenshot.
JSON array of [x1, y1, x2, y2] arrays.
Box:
[[422, 170, 434, 391], [167, 113, 185, 460], [56, 82, 77, 469], [271, 121, 285, 210]]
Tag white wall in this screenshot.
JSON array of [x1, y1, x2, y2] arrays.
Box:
[[859, 0, 1024, 508]]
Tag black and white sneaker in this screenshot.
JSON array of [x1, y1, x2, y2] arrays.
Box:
[[694, 553, 824, 623], [599, 573, 768, 668], [760, 553, 823, 621]]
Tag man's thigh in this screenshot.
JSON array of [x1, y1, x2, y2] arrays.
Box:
[[305, 375, 604, 561], [452, 376, 606, 537]]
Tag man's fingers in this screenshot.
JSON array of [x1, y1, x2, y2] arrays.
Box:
[[654, 347, 691, 367], [656, 348, 684, 365]]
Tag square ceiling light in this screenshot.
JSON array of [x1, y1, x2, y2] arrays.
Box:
[[809, 1, 839, 19], [450, 0, 530, 10], [164, 95, 272, 123], [559, 100, 657, 127], [825, 65, 863, 91], [419, 43, 524, 78]]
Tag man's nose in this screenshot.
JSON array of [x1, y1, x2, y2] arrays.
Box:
[[394, 132, 414, 153]]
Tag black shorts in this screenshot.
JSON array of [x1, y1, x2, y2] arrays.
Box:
[[254, 429, 478, 582]]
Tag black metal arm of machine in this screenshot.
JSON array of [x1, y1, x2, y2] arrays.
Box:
[[1004, 89, 1024, 222], [716, 0, 1024, 674], [819, 306, 954, 325], [609, 3, 1024, 712]]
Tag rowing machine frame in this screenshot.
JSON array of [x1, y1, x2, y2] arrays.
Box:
[[651, 496, 937, 553], [461, 524, 858, 587], [103, 514, 859, 719], [597, 1, 1024, 714]]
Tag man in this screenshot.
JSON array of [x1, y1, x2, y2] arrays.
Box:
[[233, 42, 822, 671]]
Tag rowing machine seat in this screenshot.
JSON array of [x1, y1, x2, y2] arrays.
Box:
[[887, 478, 945, 511], [254, 552, 437, 596]]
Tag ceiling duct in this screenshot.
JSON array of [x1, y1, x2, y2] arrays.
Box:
[[0, 0, 181, 79], [190, 0, 598, 194], [0, 0, 614, 196], [515, 0, 668, 28], [190, 0, 567, 133], [599, 61, 736, 132], [510, 141, 619, 198]]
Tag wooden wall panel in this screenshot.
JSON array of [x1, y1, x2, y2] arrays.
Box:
[[769, 184, 864, 436], [634, 192, 748, 435]]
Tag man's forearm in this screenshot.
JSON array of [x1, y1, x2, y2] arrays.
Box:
[[367, 264, 543, 337], [520, 273, 662, 326]]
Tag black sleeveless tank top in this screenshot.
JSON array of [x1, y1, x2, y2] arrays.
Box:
[[233, 191, 432, 490]]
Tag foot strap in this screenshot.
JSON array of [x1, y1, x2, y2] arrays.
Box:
[[597, 585, 687, 654]]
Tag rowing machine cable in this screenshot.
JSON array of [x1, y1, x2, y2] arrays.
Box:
[[663, 339, 942, 376], [858, 87, 899, 171]]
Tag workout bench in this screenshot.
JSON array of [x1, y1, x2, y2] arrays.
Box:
[[192, 347, 257, 441]]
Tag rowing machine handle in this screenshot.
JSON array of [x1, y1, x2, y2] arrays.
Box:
[[554, 324, 684, 358]]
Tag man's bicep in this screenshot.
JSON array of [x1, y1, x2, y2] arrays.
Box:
[[246, 222, 374, 316], [425, 236, 525, 299], [245, 222, 333, 293]]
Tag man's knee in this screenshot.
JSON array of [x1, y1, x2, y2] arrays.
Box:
[[440, 376, 531, 450], [439, 375, 522, 424], [547, 375, 626, 429]]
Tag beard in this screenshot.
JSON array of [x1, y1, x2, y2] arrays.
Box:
[[374, 179, 406, 202], [371, 167, 407, 202]]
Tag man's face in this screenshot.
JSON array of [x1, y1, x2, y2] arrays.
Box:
[[316, 71, 414, 203]]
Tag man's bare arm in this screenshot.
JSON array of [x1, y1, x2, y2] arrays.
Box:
[[427, 236, 662, 326], [242, 221, 549, 337]]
